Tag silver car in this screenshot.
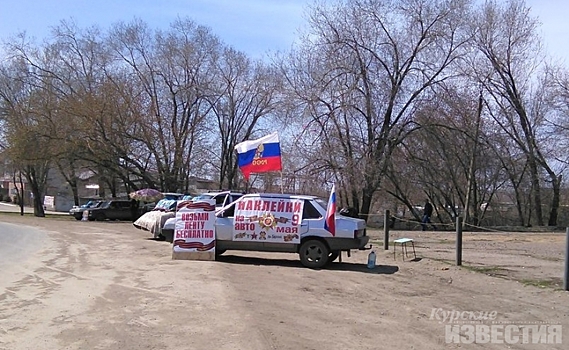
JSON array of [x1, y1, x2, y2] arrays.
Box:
[[69, 200, 103, 220]]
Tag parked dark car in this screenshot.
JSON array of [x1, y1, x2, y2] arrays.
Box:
[[86, 200, 133, 221], [69, 200, 103, 220]]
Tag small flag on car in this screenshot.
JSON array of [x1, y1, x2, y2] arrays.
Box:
[[324, 183, 336, 236]]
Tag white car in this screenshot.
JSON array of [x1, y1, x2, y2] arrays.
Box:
[[165, 192, 369, 268], [214, 193, 369, 268]]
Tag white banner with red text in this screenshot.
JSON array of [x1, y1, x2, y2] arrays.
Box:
[[172, 199, 216, 254], [233, 197, 304, 243]]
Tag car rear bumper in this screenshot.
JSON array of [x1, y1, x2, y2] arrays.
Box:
[[324, 236, 370, 251]]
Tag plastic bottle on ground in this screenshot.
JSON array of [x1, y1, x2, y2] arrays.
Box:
[[367, 250, 376, 269]]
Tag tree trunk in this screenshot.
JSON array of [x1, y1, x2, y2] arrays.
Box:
[[33, 193, 45, 217], [13, 171, 25, 216], [514, 190, 525, 226], [360, 189, 375, 223], [528, 156, 543, 226], [27, 174, 46, 217], [548, 174, 561, 226], [71, 180, 79, 206]]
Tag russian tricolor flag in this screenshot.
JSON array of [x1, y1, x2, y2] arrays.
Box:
[[324, 183, 336, 236], [235, 132, 282, 180]]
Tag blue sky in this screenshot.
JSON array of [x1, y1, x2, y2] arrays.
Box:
[[0, 0, 307, 59], [0, 0, 567, 62], [526, 0, 569, 63]]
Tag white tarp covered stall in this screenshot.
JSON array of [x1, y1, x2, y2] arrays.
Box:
[[133, 199, 178, 238]]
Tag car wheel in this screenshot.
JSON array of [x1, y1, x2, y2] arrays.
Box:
[[299, 239, 329, 269], [328, 251, 339, 263]]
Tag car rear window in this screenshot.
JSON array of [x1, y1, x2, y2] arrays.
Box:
[[303, 200, 322, 219], [215, 195, 226, 206]]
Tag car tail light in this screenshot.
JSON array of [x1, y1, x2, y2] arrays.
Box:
[[354, 228, 366, 238]]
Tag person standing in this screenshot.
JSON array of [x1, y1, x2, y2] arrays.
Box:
[[421, 199, 436, 231], [130, 198, 140, 222]]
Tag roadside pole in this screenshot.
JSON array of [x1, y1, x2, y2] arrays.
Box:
[[384, 210, 390, 250], [563, 227, 569, 290], [456, 216, 462, 266]]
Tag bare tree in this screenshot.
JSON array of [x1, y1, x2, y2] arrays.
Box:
[[472, 0, 565, 226], [484, 125, 532, 225], [207, 48, 280, 190], [108, 18, 219, 192], [547, 65, 569, 166], [282, 0, 471, 218], [0, 56, 52, 216]]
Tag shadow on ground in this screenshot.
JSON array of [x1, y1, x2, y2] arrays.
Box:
[[409, 257, 423, 262], [216, 254, 400, 274]]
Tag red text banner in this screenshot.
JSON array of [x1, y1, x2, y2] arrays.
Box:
[[173, 199, 216, 253], [233, 198, 304, 243]]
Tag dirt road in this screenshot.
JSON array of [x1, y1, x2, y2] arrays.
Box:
[[1, 213, 568, 349]]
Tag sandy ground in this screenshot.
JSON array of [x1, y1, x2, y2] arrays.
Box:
[[1, 212, 568, 350]]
